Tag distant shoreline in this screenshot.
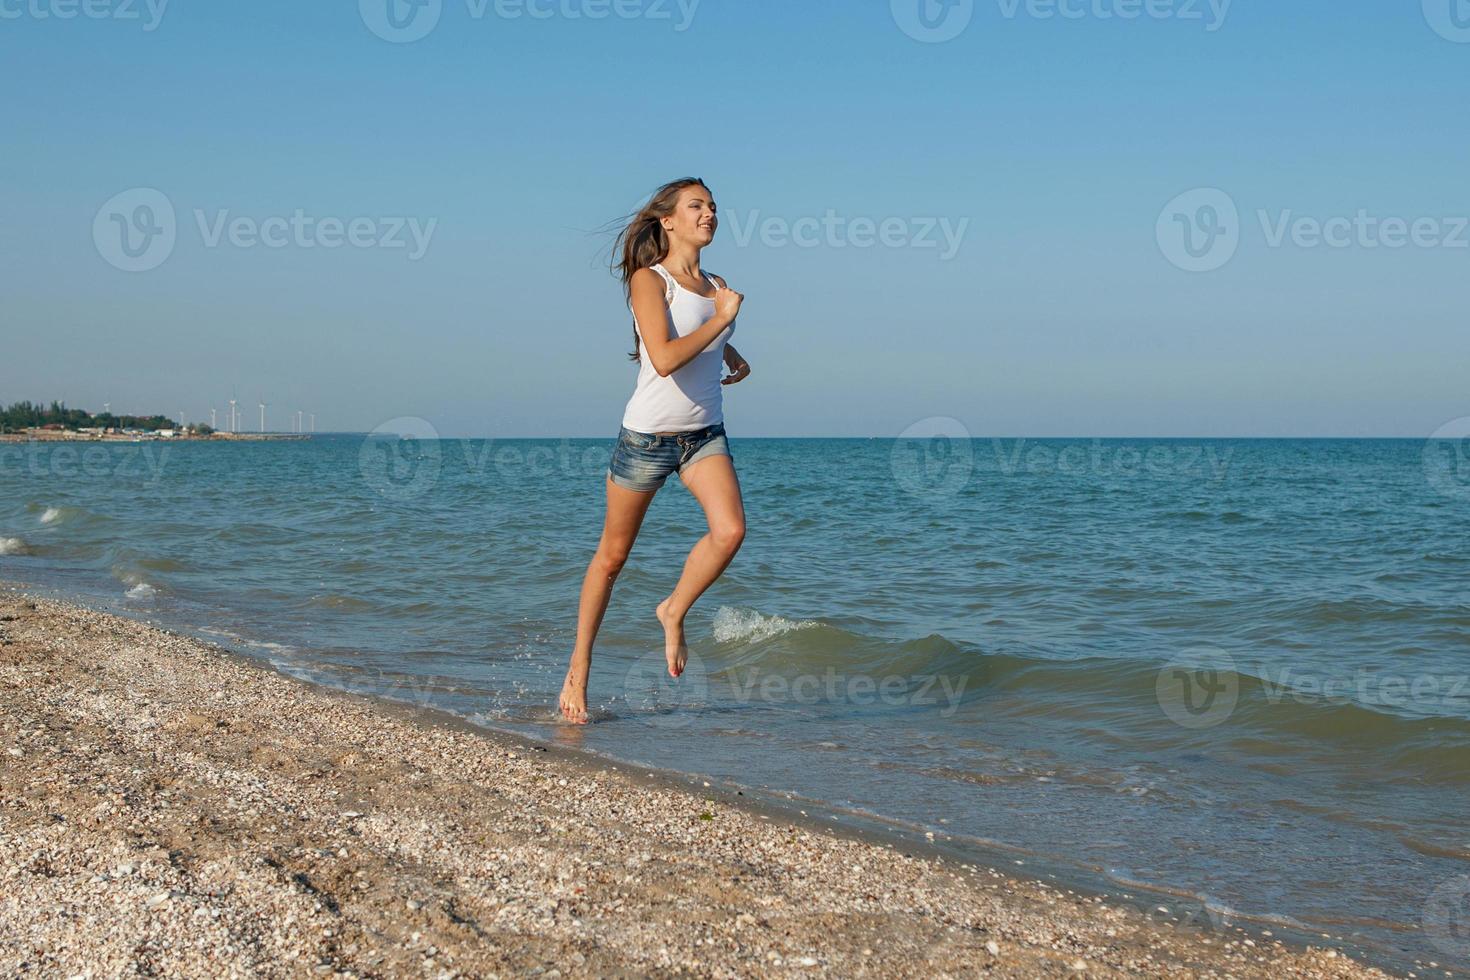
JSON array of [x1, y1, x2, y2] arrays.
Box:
[[0, 432, 310, 444]]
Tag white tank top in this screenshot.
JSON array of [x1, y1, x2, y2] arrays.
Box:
[[620, 262, 735, 433]]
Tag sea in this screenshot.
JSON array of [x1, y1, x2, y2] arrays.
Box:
[[3, 433, 1468, 972]]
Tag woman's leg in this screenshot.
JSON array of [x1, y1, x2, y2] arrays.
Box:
[[559, 475, 658, 723], [656, 453, 746, 677]]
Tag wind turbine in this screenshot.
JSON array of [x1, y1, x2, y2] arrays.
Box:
[[259, 401, 267, 434], [309, 413, 315, 434], [296, 410, 303, 434], [210, 408, 218, 430], [228, 398, 238, 434]]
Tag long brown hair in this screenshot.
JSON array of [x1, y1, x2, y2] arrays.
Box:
[[612, 177, 710, 362]]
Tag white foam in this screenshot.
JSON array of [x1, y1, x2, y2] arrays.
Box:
[[712, 606, 819, 644], [40, 507, 62, 525], [125, 582, 157, 600], [0, 537, 29, 556], [270, 660, 318, 683]]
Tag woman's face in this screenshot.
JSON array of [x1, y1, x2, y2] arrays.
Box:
[[662, 184, 717, 247]]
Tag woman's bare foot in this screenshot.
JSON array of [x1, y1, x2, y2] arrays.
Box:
[[559, 665, 589, 724], [655, 597, 689, 677]]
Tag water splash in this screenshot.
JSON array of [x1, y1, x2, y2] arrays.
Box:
[[712, 605, 820, 643]]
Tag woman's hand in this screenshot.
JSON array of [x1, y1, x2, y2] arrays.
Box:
[[713, 281, 744, 323], [722, 344, 751, 385]]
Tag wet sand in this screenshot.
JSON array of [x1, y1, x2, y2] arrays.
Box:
[[0, 588, 1393, 978]]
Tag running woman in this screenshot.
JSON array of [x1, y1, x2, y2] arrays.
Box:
[[558, 178, 752, 724]]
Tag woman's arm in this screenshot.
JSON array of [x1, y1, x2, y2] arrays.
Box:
[[631, 268, 743, 377], [710, 275, 751, 384], [722, 343, 751, 385]]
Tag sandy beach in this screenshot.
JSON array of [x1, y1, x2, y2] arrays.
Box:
[[0, 587, 1393, 978]]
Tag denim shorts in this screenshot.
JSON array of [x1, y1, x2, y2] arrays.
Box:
[[607, 422, 731, 492]]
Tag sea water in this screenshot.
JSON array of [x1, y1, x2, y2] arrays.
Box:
[[3, 434, 1468, 969]]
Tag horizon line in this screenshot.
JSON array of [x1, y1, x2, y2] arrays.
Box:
[[336, 433, 1450, 441]]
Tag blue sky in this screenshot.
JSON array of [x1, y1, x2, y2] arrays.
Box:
[[3, 0, 1467, 436]]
